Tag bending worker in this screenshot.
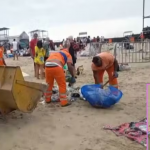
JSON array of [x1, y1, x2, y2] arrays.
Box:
[[92, 52, 118, 88], [45, 41, 76, 107], [0, 44, 6, 66]]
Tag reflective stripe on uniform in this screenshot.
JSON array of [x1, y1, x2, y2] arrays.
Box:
[[46, 59, 63, 67], [45, 90, 52, 101], [44, 91, 52, 98], [60, 98, 68, 101], [109, 84, 118, 87], [60, 93, 67, 96]]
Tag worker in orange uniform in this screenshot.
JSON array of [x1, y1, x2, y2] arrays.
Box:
[[45, 41, 76, 107], [92, 52, 119, 88], [0, 44, 6, 66]]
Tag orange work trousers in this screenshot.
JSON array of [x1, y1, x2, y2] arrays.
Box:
[[45, 66, 68, 106], [98, 65, 118, 88], [0, 60, 4, 66]]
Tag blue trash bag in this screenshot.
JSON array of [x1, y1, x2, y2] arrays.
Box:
[[81, 84, 123, 108]]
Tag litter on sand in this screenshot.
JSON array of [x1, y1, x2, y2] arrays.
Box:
[[103, 118, 147, 147], [40, 85, 80, 104]]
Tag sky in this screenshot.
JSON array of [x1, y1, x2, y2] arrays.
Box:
[[0, 0, 150, 40]]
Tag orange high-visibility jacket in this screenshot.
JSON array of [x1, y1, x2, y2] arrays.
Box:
[[46, 49, 73, 67], [0, 48, 4, 66]]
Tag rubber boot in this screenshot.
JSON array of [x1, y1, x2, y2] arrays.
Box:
[[61, 100, 71, 107]]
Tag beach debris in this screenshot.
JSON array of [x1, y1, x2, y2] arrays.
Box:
[[119, 63, 131, 71], [41, 85, 81, 103], [104, 118, 147, 147]]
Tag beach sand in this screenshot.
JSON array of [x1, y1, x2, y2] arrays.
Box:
[[0, 56, 149, 150], [148, 84, 150, 150]]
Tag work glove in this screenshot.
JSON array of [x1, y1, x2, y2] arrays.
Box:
[[113, 71, 118, 78], [70, 77, 76, 84]]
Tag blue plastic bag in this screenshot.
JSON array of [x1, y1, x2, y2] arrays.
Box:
[[81, 84, 123, 108]]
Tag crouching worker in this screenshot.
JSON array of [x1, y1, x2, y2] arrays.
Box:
[[0, 44, 6, 66], [45, 41, 76, 107], [92, 52, 119, 88]]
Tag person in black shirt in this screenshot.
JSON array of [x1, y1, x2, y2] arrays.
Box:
[[87, 36, 91, 44], [97, 36, 100, 42], [68, 36, 77, 66], [68, 36, 80, 77]]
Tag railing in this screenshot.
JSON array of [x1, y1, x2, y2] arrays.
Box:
[[89, 40, 150, 63]]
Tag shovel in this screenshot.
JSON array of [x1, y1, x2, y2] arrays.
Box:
[[101, 76, 115, 89], [101, 80, 110, 89]]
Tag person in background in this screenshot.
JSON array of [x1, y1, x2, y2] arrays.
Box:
[[101, 36, 105, 43], [78, 38, 83, 50], [43, 37, 50, 62], [34, 40, 45, 79], [77, 38, 79, 42], [62, 39, 65, 46], [68, 36, 80, 77], [30, 33, 38, 77], [76, 37, 81, 50], [83, 37, 87, 47], [97, 36, 100, 42], [96, 36, 100, 48], [93, 37, 97, 42], [19, 42, 22, 51], [12, 39, 19, 60], [43, 38, 46, 43], [0, 44, 6, 66], [44, 40, 76, 107], [92, 52, 119, 89], [49, 39, 55, 51], [87, 36, 91, 44]]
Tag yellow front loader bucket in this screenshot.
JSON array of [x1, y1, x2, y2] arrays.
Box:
[[0, 66, 47, 114]]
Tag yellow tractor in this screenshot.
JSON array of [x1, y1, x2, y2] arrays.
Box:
[[0, 66, 47, 114]]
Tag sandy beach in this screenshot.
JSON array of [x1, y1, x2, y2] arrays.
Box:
[[0, 56, 149, 150], [148, 84, 150, 150]]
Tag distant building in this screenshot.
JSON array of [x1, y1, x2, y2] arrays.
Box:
[[19, 31, 30, 48], [29, 29, 48, 40], [8, 31, 29, 43], [8, 35, 20, 43], [8, 31, 29, 49], [0, 27, 9, 44]]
